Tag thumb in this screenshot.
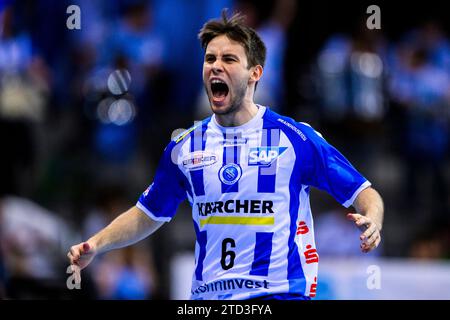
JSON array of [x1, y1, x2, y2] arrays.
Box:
[[82, 242, 91, 254], [347, 213, 368, 232]]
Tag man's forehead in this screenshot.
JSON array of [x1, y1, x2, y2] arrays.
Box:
[[205, 35, 246, 55]]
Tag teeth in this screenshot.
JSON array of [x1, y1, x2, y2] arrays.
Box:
[[211, 79, 225, 84]]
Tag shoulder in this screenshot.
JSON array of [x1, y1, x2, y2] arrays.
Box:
[[262, 108, 325, 145], [169, 116, 212, 146], [160, 116, 213, 165]]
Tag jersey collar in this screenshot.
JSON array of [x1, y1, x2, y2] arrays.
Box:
[[210, 105, 266, 133]]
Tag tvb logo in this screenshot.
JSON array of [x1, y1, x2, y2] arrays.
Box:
[[66, 265, 81, 290]]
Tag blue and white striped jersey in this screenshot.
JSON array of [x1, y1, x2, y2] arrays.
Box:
[[137, 106, 370, 300]]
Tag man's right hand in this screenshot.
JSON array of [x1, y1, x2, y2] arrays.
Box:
[[67, 242, 96, 270]]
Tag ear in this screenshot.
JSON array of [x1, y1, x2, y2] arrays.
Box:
[[250, 65, 263, 83]]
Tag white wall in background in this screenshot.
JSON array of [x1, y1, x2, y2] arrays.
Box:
[[170, 254, 450, 300]]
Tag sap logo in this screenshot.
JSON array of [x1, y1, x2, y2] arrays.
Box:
[[248, 147, 287, 166]]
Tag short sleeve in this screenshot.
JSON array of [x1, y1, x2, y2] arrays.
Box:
[[137, 141, 188, 221], [298, 124, 371, 207]]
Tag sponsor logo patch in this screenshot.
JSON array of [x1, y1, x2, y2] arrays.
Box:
[[248, 147, 287, 166], [182, 151, 217, 170]]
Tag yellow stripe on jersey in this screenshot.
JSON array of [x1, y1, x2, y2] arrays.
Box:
[[200, 216, 274, 227], [174, 122, 203, 143]]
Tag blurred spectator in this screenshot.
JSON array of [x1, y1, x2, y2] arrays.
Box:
[[252, 0, 296, 110], [0, 195, 76, 299], [155, 0, 232, 114], [314, 28, 388, 181], [99, 1, 165, 94], [0, 5, 50, 121], [88, 1, 175, 172], [315, 34, 352, 120], [409, 226, 449, 260], [411, 21, 450, 74], [388, 40, 450, 222], [316, 27, 387, 120], [92, 245, 156, 300], [0, 5, 50, 198], [348, 29, 387, 122]]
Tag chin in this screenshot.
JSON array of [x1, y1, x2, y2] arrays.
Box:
[[209, 96, 232, 113], [211, 104, 232, 115]]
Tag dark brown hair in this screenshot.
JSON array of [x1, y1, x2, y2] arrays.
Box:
[[198, 9, 266, 69]]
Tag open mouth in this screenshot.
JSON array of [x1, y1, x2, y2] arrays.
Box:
[[210, 79, 229, 102]]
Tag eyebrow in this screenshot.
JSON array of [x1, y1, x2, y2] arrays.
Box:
[[222, 54, 239, 60], [204, 53, 240, 60]]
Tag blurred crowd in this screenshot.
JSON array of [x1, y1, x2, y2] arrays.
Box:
[[0, 0, 449, 299]]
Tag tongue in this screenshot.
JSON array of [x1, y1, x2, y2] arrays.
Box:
[[213, 90, 227, 98]]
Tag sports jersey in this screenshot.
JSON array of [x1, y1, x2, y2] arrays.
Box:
[[137, 106, 370, 300]]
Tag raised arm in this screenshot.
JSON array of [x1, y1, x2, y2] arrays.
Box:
[[347, 187, 384, 253], [67, 205, 164, 270]]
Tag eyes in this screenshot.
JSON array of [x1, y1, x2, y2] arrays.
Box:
[[205, 56, 215, 63], [205, 55, 238, 64]]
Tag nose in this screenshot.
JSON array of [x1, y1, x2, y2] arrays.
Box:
[[212, 59, 224, 74]]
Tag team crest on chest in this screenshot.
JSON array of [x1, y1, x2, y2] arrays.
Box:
[[218, 163, 242, 185]]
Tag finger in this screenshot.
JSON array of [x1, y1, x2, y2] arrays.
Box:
[[70, 248, 80, 260], [355, 217, 372, 232], [347, 214, 369, 232], [354, 215, 370, 226], [67, 252, 79, 265], [346, 213, 362, 222], [362, 247, 371, 253], [70, 264, 79, 273], [362, 234, 381, 252], [347, 213, 366, 225], [361, 241, 374, 253], [364, 229, 379, 247], [71, 263, 80, 272], [374, 235, 381, 248], [361, 224, 377, 241]]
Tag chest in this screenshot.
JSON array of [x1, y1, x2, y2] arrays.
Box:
[[180, 130, 295, 196]]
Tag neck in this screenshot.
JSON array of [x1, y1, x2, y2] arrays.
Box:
[[215, 97, 259, 127]]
